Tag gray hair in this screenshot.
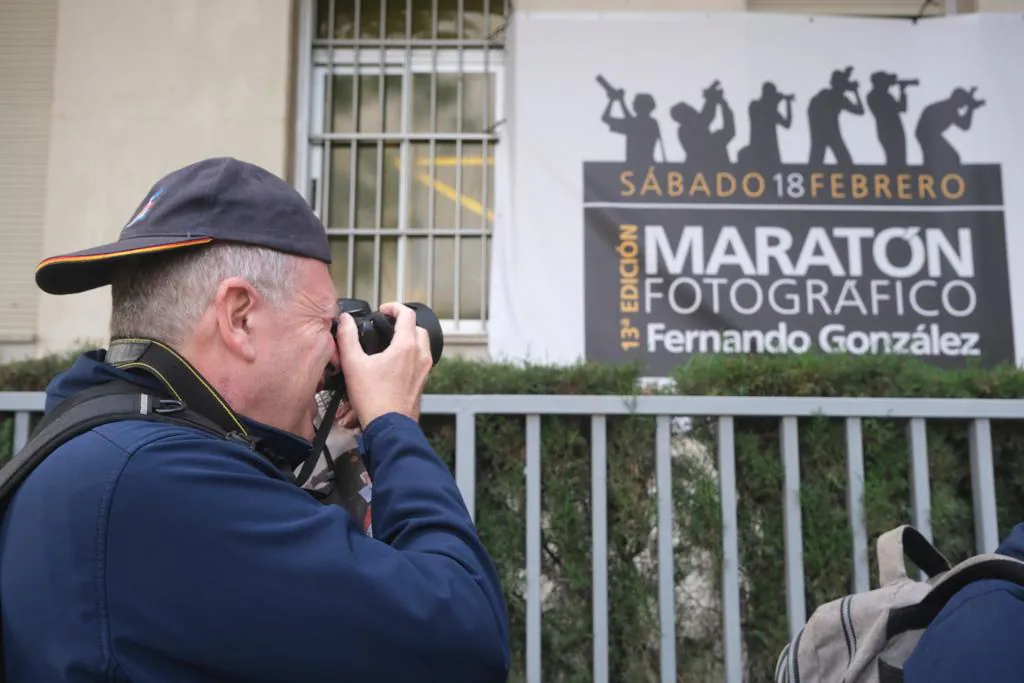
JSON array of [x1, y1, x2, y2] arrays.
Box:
[[109, 243, 301, 346]]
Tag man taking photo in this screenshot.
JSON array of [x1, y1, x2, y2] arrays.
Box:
[[0, 157, 511, 682]]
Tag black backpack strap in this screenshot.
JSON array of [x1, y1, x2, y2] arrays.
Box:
[[0, 380, 229, 511], [887, 554, 1024, 639]]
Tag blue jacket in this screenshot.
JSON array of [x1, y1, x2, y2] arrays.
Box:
[[0, 350, 510, 682], [904, 522, 1024, 682]]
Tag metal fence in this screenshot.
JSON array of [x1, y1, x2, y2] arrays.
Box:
[[4, 391, 1024, 683]]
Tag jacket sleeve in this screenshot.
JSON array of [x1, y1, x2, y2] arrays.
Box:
[[103, 413, 510, 683], [903, 584, 1024, 683]]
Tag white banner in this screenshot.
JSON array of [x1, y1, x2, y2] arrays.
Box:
[[487, 10, 1024, 376]]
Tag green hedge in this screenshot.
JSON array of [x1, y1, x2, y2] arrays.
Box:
[[3, 349, 1024, 682]]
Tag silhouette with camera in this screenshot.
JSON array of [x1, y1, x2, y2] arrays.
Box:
[[669, 79, 735, 167], [737, 81, 794, 167], [867, 71, 918, 167], [808, 67, 865, 166], [915, 86, 986, 167], [596, 74, 665, 165]]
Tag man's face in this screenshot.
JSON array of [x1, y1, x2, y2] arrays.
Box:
[[253, 259, 340, 441]]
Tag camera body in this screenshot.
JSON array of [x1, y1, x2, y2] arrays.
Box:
[[325, 298, 444, 395]]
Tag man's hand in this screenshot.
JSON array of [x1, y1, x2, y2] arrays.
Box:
[[336, 302, 433, 427]]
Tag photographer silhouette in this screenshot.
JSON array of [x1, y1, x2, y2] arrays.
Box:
[[916, 86, 986, 167], [596, 74, 665, 165], [669, 79, 735, 166], [867, 71, 916, 166], [737, 81, 794, 166], [808, 66, 865, 166]]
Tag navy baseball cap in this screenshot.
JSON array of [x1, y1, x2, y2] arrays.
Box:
[[35, 157, 332, 295]]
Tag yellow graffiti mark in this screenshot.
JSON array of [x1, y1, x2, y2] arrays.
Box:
[[425, 156, 494, 168], [394, 154, 495, 221]]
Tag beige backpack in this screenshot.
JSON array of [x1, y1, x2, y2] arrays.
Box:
[[775, 524, 1024, 682]]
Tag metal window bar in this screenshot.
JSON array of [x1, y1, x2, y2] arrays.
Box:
[[453, 0, 464, 324], [373, 0, 387, 308], [312, 131, 496, 141], [6, 389, 1018, 683], [345, 2, 359, 297], [321, 1, 336, 231], [314, 49, 502, 69], [313, 39, 504, 48], [325, 227, 488, 237], [426, 0, 438, 313], [396, 0, 413, 304]]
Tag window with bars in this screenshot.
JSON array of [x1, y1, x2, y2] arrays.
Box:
[[299, 0, 507, 337]]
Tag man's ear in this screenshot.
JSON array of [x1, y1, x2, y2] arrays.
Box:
[[213, 277, 259, 362]]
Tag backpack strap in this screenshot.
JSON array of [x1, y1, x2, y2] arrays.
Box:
[[0, 380, 230, 514], [887, 553, 1024, 639], [876, 525, 952, 585]]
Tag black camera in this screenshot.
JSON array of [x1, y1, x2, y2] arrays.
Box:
[[325, 298, 444, 395]]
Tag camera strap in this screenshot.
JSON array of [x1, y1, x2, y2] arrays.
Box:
[[106, 338, 253, 441], [106, 338, 342, 482], [294, 389, 344, 488]]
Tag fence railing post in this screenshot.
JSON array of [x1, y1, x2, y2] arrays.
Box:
[[845, 417, 870, 594], [718, 416, 742, 683], [781, 416, 806, 641], [525, 414, 542, 683], [591, 415, 609, 683], [655, 415, 676, 683], [969, 418, 999, 553], [907, 418, 933, 551]]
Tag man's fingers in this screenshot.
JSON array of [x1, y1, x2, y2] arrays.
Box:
[[378, 301, 406, 320], [415, 327, 431, 363], [336, 313, 363, 360], [380, 302, 416, 337]]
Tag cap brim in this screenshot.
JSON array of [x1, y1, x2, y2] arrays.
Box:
[[35, 235, 214, 295]]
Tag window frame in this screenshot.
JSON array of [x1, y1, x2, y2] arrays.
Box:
[[292, 0, 506, 338]]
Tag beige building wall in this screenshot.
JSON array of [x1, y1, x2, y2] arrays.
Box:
[[32, 0, 297, 356], [0, 0, 58, 363]]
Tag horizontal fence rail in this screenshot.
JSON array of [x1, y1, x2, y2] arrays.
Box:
[[3, 391, 1024, 682]]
